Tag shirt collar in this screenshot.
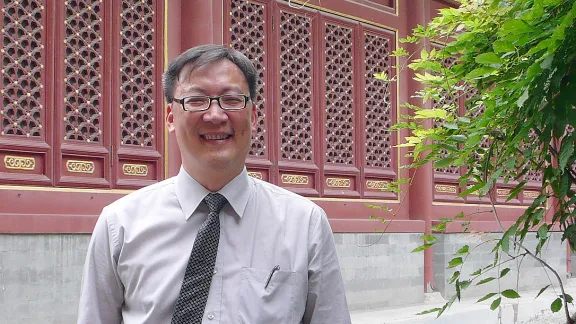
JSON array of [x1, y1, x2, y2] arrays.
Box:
[[175, 166, 252, 220]]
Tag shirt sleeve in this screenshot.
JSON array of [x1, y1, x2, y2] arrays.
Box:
[[77, 206, 124, 324], [302, 207, 352, 324]]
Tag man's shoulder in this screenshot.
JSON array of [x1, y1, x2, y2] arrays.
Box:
[[251, 178, 321, 210], [107, 177, 176, 211]]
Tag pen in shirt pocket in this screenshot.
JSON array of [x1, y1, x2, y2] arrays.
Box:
[[264, 265, 280, 289]]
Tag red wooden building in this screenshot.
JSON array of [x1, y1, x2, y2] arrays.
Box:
[[0, 0, 566, 315]]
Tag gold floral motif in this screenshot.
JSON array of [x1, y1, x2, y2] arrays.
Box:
[[4, 155, 35, 170], [66, 160, 95, 174], [326, 178, 350, 188], [523, 191, 540, 199], [497, 189, 511, 197], [281, 174, 309, 185], [366, 180, 389, 190], [122, 164, 148, 176], [435, 184, 457, 194], [247, 172, 263, 180]]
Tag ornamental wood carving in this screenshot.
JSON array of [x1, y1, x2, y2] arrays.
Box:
[[230, 0, 267, 157], [1, 0, 45, 138], [279, 10, 313, 162], [325, 23, 354, 165], [66, 160, 95, 174], [63, 0, 103, 143], [119, 0, 156, 147], [364, 32, 392, 169], [4, 155, 36, 170]]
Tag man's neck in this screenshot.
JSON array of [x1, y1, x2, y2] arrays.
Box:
[[183, 164, 243, 192]]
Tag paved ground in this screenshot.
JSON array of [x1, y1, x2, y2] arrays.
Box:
[[350, 279, 576, 324]]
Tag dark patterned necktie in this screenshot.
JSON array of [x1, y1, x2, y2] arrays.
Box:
[[172, 193, 228, 324]]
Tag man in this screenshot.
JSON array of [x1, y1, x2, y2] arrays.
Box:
[[77, 44, 351, 324]]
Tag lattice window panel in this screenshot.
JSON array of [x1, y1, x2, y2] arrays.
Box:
[[230, 0, 266, 156], [521, 129, 543, 183], [279, 10, 312, 161], [0, 1, 44, 138], [325, 23, 354, 165], [64, 0, 103, 143], [433, 55, 459, 174], [364, 32, 392, 168], [119, 0, 156, 147]]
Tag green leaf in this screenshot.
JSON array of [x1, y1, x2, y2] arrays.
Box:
[[475, 53, 502, 66], [477, 293, 497, 303], [559, 142, 574, 171], [562, 294, 574, 304], [449, 271, 460, 284], [414, 109, 448, 119], [502, 289, 521, 299], [493, 40, 515, 53], [457, 245, 470, 255], [499, 20, 533, 36], [465, 67, 497, 79], [448, 135, 467, 143], [416, 308, 442, 316], [500, 268, 511, 278], [536, 285, 551, 299], [460, 183, 484, 197], [537, 225, 549, 239], [490, 297, 502, 310], [412, 243, 435, 253], [434, 157, 456, 168], [443, 122, 458, 130], [517, 88, 529, 108], [421, 235, 438, 243], [501, 232, 510, 253], [551, 297, 562, 312], [448, 257, 463, 269], [476, 277, 496, 286]]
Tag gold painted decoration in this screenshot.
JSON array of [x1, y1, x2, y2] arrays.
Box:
[[435, 184, 457, 194], [281, 174, 309, 185], [523, 191, 540, 199], [123, 163, 148, 176], [366, 180, 389, 190], [326, 178, 351, 188], [247, 171, 263, 180], [4, 155, 35, 170], [497, 189, 511, 197], [66, 160, 95, 174]]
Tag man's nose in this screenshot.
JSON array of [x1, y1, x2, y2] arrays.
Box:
[[202, 99, 229, 124]]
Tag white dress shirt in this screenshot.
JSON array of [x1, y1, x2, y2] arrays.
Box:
[[77, 167, 351, 324]]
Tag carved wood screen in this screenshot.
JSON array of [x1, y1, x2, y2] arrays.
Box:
[[0, 0, 164, 189], [225, 0, 398, 199]]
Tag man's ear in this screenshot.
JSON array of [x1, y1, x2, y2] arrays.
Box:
[[251, 103, 258, 133], [166, 104, 176, 133]]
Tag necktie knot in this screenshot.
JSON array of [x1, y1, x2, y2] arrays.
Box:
[[204, 193, 227, 214]]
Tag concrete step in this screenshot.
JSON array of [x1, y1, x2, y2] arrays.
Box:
[[350, 279, 576, 324]]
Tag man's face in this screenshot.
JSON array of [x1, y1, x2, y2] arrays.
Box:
[[166, 58, 257, 175]]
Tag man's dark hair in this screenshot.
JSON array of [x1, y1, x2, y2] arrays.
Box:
[[162, 44, 258, 103]]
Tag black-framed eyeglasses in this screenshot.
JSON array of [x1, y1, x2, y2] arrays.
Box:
[[173, 94, 250, 112]]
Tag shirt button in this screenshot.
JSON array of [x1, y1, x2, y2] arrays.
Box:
[[207, 313, 215, 320], [213, 269, 217, 275]]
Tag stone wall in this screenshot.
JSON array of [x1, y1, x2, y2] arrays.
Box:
[[334, 233, 425, 311], [0, 234, 89, 324], [1, 233, 427, 322], [433, 232, 567, 300]]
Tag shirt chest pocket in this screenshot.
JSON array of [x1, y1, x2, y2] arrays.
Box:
[[238, 267, 303, 324]]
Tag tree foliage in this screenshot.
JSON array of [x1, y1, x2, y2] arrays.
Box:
[[388, 0, 576, 321]]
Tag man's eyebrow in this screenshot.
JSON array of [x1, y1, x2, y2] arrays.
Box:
[[179, 85, 246, 95]]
